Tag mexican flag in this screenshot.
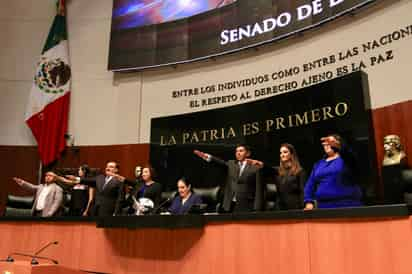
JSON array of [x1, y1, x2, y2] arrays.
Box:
[[26, 0, 71, 166]]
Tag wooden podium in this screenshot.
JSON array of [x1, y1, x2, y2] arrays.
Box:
[[0, 261, 86, 274]]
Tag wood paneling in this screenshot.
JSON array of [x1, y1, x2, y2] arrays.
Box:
[[1, 100, 412, 211], [308, 218, 412, 274], [0, 144, 150, 214], [372, 100, 412, 198], [0, 261, 87, 274], [52, 144, 151, 179], [0, 217, 411, 274], [0, 146, 40, 214]]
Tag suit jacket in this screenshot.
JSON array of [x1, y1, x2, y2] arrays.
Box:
[[20, 182, 63, 217], [262, 166, 306, 210], [81, 174, 122, 216], [210, 156, 263, 212]]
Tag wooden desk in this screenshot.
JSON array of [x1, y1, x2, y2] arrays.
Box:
[[0, 261, 86, 274]]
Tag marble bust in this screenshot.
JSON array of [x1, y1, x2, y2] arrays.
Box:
[[383, 134, 406, 166]]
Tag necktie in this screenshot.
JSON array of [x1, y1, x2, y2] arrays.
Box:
[[103, 176, 111, 189], [239, 161, 245, 177]]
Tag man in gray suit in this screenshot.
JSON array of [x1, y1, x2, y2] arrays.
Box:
[[13, 172, 63, 217], [194, 144, 263, 213]]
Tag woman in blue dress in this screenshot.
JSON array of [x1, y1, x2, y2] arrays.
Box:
[[304, 134, 362, 209]]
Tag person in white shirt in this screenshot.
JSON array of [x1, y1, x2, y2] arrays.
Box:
[[13, 172, 64, 217]]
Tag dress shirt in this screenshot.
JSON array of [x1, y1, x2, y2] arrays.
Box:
[[103, 176, 112, 189], [36, 184, 53, 210]]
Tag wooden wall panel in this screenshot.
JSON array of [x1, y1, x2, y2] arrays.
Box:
[[53, 144, 150, 179], [0, 144, 150, 215], [372, 100, 412, 198], [308, 218, 412, 274], [0, 147, 40, 214], [372, 100, 412, 167], [0, 218, 411, 274], [1, 100, 412, 212]]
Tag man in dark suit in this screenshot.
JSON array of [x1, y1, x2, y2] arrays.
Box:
[[78, 161, 123, 216], [194, 144, 263, 212]]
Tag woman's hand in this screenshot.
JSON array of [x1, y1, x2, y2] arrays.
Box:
[[58, 175, 79, 185], [304, 202, 315, 210]]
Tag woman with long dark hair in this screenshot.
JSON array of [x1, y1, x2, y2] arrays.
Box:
[[248, 143, 306, 210], [57, 164, 95, 216], [275, 143, 306, 210]]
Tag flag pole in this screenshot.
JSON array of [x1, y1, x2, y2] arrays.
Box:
[[37, 161, 43, 185]]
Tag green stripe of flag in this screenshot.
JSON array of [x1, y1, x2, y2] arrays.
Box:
[[42, 5, 67, 53]]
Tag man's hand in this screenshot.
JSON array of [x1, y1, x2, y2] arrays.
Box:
[[106, 171, 125, 182], [245, 158, 264, 168], [12, 177, 25, 186], [193, 150, 209, 160]]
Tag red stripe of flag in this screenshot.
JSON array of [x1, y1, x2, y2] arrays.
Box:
[[26, 92, 70, 166]]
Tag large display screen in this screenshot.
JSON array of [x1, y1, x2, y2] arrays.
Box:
[[112, 0, 237, 30], [109, 0, 376, 71]]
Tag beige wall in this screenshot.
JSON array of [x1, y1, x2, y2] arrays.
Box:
[[0, 0, 411, 146], [139, 0, 412, 142], [0, 1, 55, 145]]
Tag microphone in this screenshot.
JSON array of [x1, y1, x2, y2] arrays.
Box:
[[7, 241, 59, 265], [154, 197, 172, 214]]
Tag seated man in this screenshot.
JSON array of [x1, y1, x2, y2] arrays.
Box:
[[13, 172, 64, 217]]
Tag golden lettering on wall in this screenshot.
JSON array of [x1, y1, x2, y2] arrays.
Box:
[[160, 135, 177, 145], [160, 126, 238, 146], [265, 101, 349, 132], [242, 122, 260, 136], [159, 102, 349, 145]]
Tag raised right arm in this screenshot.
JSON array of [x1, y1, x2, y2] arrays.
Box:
[[79, 177, 97, 187], [193, 150, 228, 167], [12, 177, 39, 193]]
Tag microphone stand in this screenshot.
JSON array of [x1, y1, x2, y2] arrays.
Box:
[[34, 241, 58, 256], [9, 252, 58, 265], [0, 256, 14, 263], [153, 198, 172, 214], [5, 241, 59, 265]]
